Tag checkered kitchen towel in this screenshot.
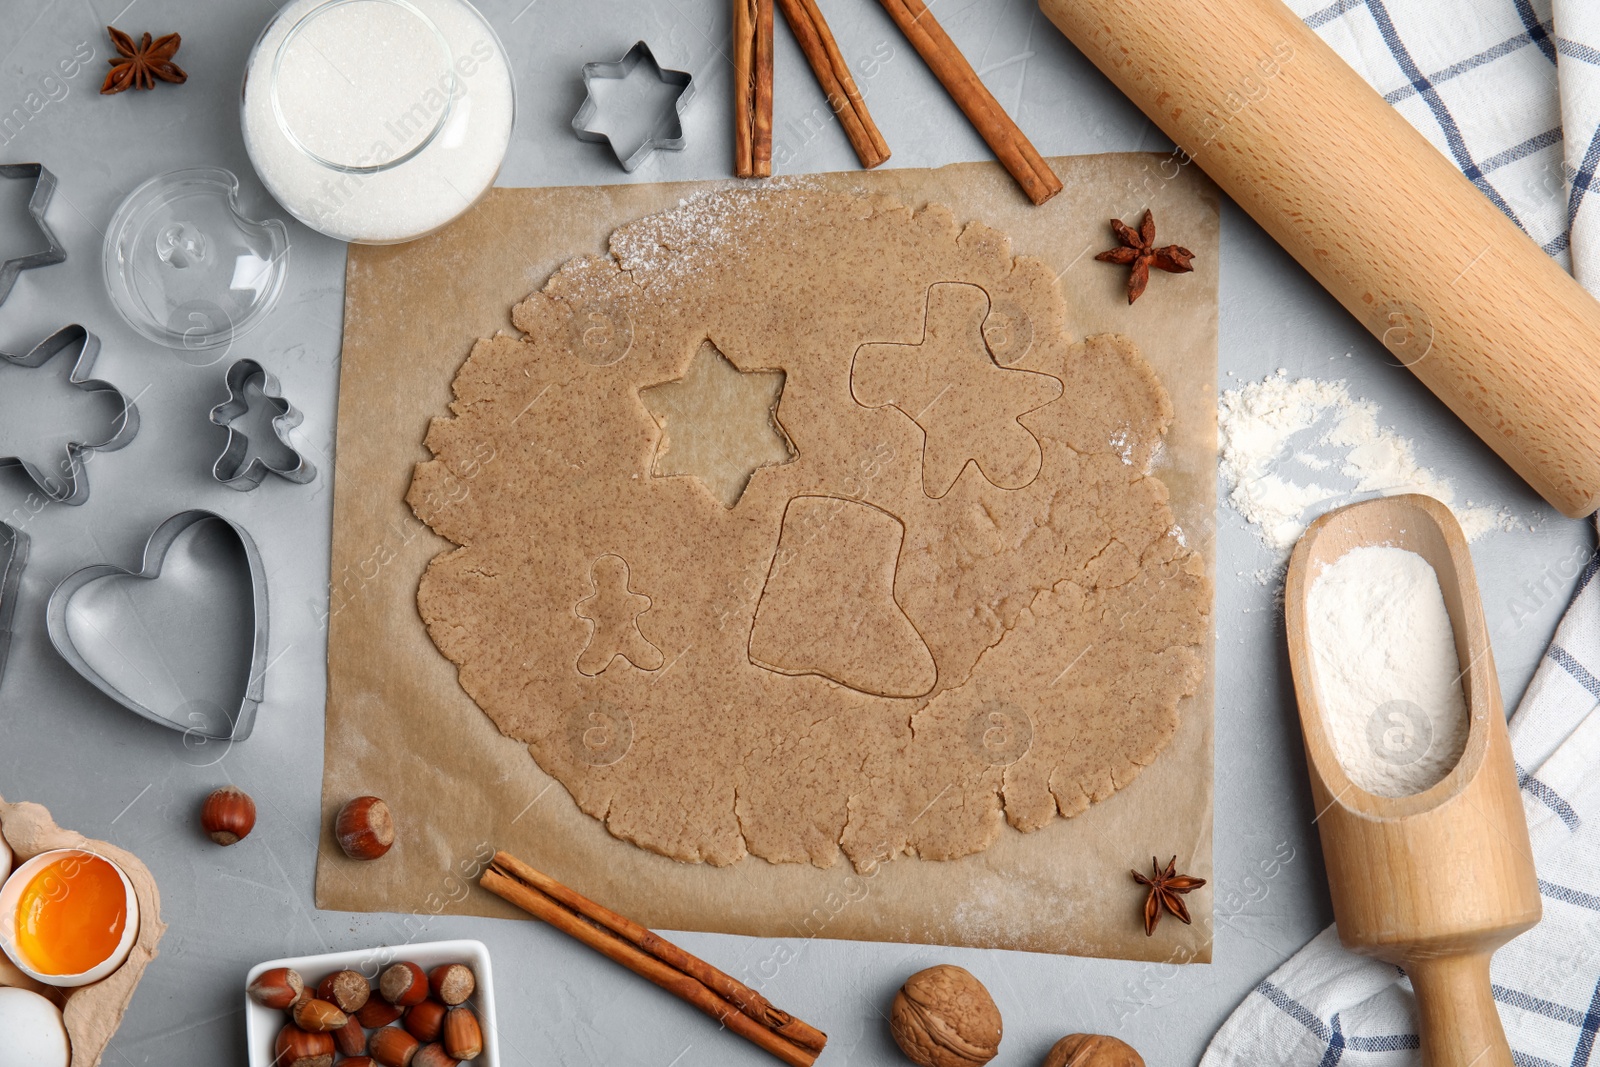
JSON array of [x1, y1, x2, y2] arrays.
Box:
[[1204, 530, 1600, 1065], [1280, 0, 1600, 291]]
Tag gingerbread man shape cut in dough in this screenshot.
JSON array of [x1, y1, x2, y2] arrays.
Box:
[[575, 553, 664, 675], [851, 282, 1062, 498]]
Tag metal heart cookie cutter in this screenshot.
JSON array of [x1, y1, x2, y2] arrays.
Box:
[[0, 325, 140, 506], [47, 510, 269, 741], [572, 41, 696, 172], [210, 358, 316, 490], [0, 163, 67, 307]]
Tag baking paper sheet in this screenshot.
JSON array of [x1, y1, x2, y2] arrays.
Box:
[[318, 154, 1218, 961]]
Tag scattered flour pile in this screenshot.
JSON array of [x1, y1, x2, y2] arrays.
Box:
[[1306, 546, 1469, 797], [1219, 371, 1514, 572]]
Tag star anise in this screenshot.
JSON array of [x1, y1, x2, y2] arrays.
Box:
[[1132, 855, 1206, 936], [1095, 210, 1195, 304], [100, 27, 188, 95]]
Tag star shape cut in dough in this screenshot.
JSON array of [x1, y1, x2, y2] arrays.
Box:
[[639, 340, 795, 508], [851, 283, 1062, 498]]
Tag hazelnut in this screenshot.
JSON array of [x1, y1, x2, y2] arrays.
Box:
[[334, 1014, 368, 1057], [370, 1025, 421, 1067], [357, 997, 405, 1028], [292, 997, 349, 1033], [344, 1060, 376, 1067], [428, 962, 476, 1006], [889, 964, 1002, 1067], [443, 1005, 484, 1060], [248, 967, 304, 1010], [274, 1024, 335, 1067], [1041, 1034, 1144, 1067], [405, 999, 447, 1042], [413, 1045, 459, 1067], [201, 785, 256, 845], [317, 968, 372, 1013], [336, 795, 395, 860], [380, 960, 429, 1006]]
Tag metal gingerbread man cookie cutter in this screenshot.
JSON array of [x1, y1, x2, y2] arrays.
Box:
[[209, 358, 316, 491], [0, 325, 140, 506]]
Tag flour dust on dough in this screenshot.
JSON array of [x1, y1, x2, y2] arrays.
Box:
[[408, 189, 1210, 870]]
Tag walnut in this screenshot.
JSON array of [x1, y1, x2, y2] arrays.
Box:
[[1041, 1033, 1145, 1067], [889, 964, 1002, 1067]]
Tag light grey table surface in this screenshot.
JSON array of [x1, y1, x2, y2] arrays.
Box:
[[0, 1, 1589, 1064]]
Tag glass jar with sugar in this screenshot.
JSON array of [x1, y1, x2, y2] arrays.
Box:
[[240, 0, 514, 244]]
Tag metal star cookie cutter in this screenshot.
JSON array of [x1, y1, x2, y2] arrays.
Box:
[[46, 509, 269, 741], [0, 163, 67, 307], [209, 358, 316, 491], [0, 521, 27, 687], [572, 41, 696, 172], [0, 325, 141, 506]]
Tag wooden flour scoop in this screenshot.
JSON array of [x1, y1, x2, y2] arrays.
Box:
[[1284, 495, 1540, 1067]]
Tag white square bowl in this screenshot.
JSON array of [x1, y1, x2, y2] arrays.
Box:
[[244, 938, 499, 1066]]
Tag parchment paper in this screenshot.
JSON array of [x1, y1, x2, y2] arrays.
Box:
[[319, 154, 1218, 962]]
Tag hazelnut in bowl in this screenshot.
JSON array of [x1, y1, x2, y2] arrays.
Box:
[[244, 938, 497, 1066]]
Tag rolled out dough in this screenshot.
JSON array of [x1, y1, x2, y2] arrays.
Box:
[[408, 188, 1210, 870]]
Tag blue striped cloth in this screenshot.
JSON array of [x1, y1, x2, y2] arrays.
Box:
[[1283, 0, 1600, 290], [1204, 531, 1600, 1065]]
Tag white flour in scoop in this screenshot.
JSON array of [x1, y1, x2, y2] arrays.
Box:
[[1218, 371, 1516, 578], [1306, 545, 1469, 797]]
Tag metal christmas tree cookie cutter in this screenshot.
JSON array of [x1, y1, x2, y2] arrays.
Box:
[[572, 41, 696, 172], [0, 163, 67, 307]]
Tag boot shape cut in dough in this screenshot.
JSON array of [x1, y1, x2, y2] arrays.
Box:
[[748, 495, 936, 698]]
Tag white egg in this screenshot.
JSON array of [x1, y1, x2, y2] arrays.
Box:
[[0, 834, 10, 882], [0, 987, 70, 1067]]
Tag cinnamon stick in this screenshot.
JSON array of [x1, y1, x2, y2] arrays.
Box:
[[875, 0, 1062, 204], [481, 854, 825, 1066], [490, 852, 826, 1052], [734, 0, 775, 177], [775, 0, 891, 168]]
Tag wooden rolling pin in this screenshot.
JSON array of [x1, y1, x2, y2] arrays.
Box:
[[1039, 0, 1600, 518]]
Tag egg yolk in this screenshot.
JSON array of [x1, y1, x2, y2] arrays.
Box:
[[13, 853, 127, 976]]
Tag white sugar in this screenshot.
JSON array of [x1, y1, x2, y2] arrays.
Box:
[[241, 0, 514, 244]]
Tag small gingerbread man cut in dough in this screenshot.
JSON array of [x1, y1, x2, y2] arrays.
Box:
[[851, 282, 1062, 498], [575, 553, 664, 675]]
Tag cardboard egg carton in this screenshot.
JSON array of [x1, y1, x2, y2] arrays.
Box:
[[0, 794, 165, 1067]]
